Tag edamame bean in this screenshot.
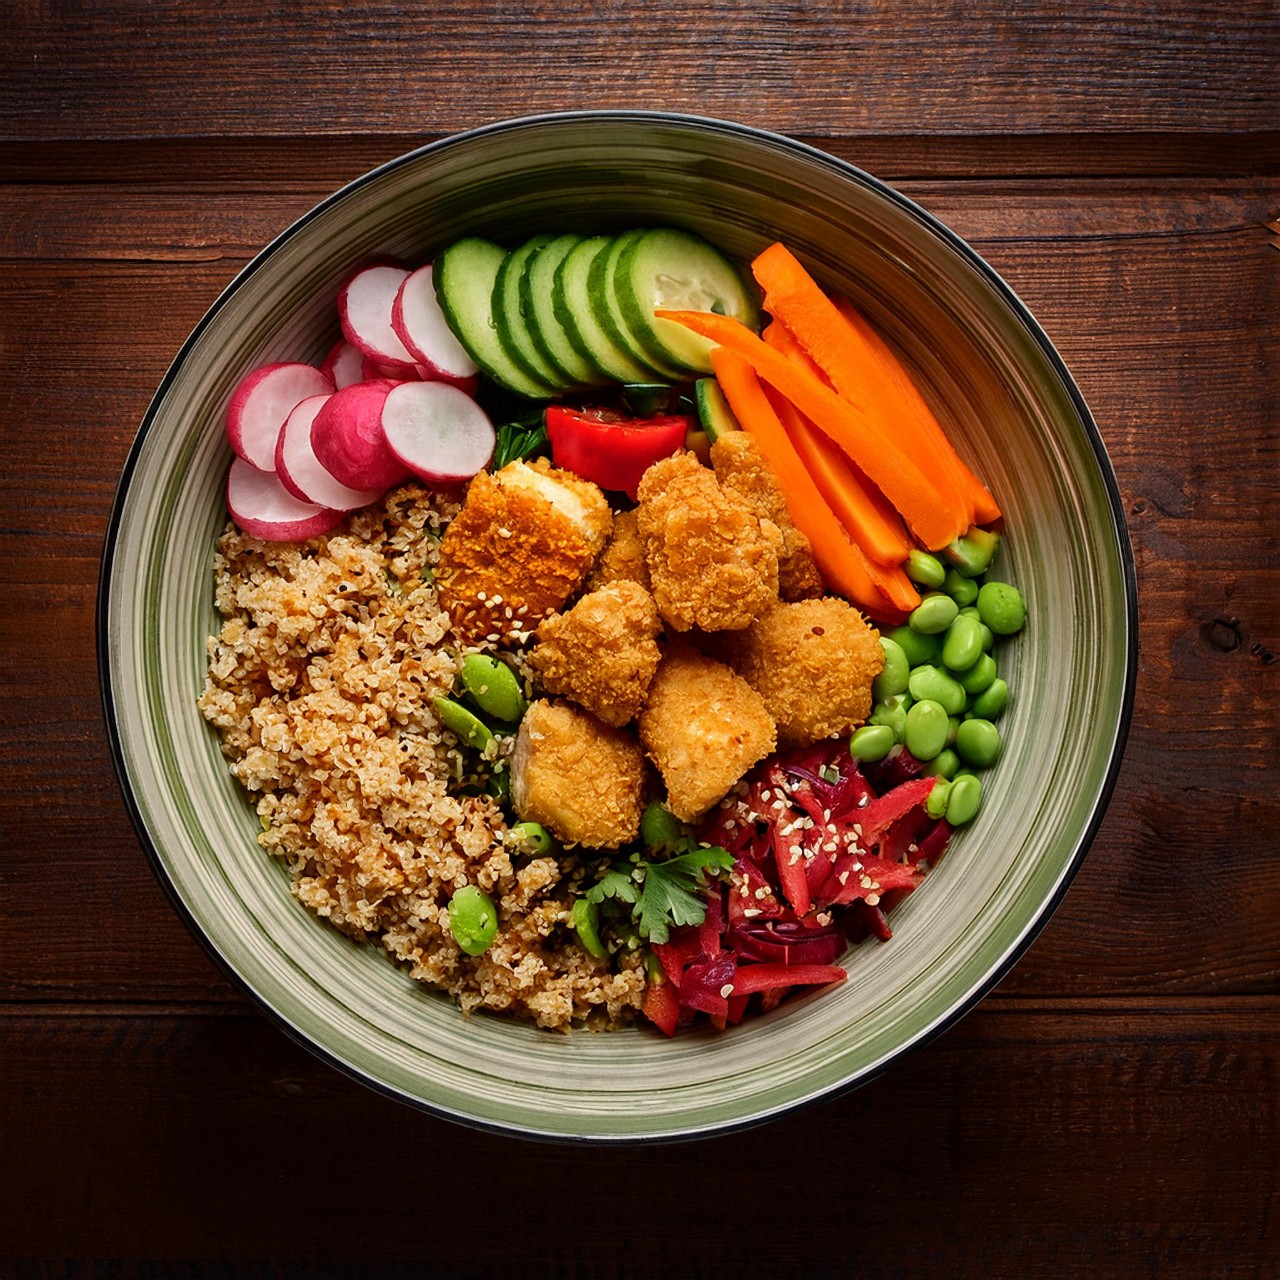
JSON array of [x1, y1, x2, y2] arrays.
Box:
[[942, 568, 979, 606], [969, 678, 1009, 721], [907, 664, 967, 716], [925, 779, 952, 819], [957, 651, 998, 695], [850, 723, 896, 762], [977, 581, 1027, 636], [955, 718, 1001, 768], [510, 821, 556, 855], [460, 653, 527, 723], [922, 748, 960, 779], [909, 592, 959, 636], [942, 614, 984, 672], [640, 801, 684, 851], [570, 898, 608, 959], [873, 636, 911, 701], [903, 698, 949, 761], [434, 696, 494, 751], [448, 885, 499, 955], [905, 549, 946, 589], [870, 693, 912, 743], [887, 624, 942, 667], [945, 773, 983, 825], [944, 527, 1000, 577]]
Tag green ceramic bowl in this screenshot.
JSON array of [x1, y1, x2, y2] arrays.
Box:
[[99, 112, 1136, 1142]]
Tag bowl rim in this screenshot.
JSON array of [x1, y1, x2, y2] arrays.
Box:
[[97, 109, 1139, 1144]]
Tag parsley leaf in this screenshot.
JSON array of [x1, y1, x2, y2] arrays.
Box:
[[585, 864, 640, 909]]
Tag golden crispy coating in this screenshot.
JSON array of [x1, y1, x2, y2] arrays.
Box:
[[435, 458, 612, 645], [710, 432, 824, 602], [637, 646, 777, 822], [529, 580, 664, 727], [721, 597, 884, 748], [635, 451, 782, 633], [585, 508, 650, 593], [510, 700, 648, 848]]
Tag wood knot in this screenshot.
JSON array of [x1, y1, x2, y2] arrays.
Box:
[[1202, 617, 1242, 653]]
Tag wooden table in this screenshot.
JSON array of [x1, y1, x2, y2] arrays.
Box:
[[3, 4, 1277, 1275]]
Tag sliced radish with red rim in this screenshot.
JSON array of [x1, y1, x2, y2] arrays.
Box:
[[226, 457, 344, 541], [309, 379, 409, 492], [379, 381, 496, 485], [275, 394, 383, 511], [319, 339, 366, 390], [338, 263, 417, 366], [393, 264, 480, 384], [226, 362, 334, 472]]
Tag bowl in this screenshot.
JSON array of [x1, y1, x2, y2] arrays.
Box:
[[99, 111, 1136, 1142]]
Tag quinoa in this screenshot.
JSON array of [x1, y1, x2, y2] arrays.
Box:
[[198, 484, 645, 1030]]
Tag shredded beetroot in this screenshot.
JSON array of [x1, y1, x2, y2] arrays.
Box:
[[641, 741, 955, 1034]]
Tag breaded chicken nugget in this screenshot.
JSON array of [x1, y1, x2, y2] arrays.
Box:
[[529, 580, 664, 727], [585, 507, 650, 593], [635, 451, 782, 633], [510, 699, 647, 848], [638, 646, 777, 822], [710, 432, 823, 602], [721, 597, 884, 747], [436, 458, 612, 645]]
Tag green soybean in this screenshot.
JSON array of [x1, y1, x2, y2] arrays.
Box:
[[969, 677, 1009, 721], [903, 698, 949, 761], [945, 773, 983, 825], [460, 653, 527, 722], [944, 527, 1000, 577], [907, 664, 967, 716], [570, 898, 608, 959], [942, 614, 984, 672], [942, 568, 979, 606], [925, 780, 952, 820], [905, 549, 946, 589], [870, 693, 912, 743], [434, 696, 495, 751], [873, 636, 911, 701], [955, 718, 1001, 768], [909, 592, 959, 636], [977, 581, 1027, 636], [850, 723, 896, 762], [640, 801, 684, 852], [887, 624, 942, 667], [448, 885, 499, 955], [510, 820, 556, 855], [922, 748, 960, 779], [957, 651, 998, 695]]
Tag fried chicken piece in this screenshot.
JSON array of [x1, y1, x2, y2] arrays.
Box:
[[635, 451, 782, 633], [637, 646, 776, 822], [710, 432, 823, 602], [510, 699, 647, 848], [435, 458, 612, 645], [721, 597, 884, 748], [529, 580, 664, 727], [585, 508, 650, 593]]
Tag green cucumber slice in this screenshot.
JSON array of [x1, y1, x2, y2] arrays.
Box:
[[694, 377, 741, 441], [552, 236, 661, 385], [492, 234, 571, 393], [520, 234, 610, 388], [587, 230, 687, 382], [616, 228, 761, 374], [434, 237, 558, 401]]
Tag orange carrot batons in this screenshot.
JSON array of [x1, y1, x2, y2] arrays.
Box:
[[656, 308, 966, 551]]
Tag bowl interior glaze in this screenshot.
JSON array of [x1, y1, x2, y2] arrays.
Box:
[[100, 112, 1135, 1142]]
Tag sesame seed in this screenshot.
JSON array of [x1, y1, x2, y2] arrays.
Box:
[[719, 983, 735, 999]]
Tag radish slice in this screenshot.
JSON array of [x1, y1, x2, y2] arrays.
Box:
[[309, 379, 409, 492], [379, 381, 496, 485], [319, 339, 366, 390], [275, 394, 383, 511], [393, 264, 480, 383], [361, 354, 420, 382], [226, 362, 334, 472], [225, 457, 344, 541], [338, 263, 417, 366]]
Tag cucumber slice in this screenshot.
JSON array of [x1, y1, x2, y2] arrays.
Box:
[[616, 228, 761, 374], [588, 230, 687, 382], [492, 234, 572, 393], [434, 237, 558, 401], [621, 383, 675, 416], [552, 236, 658, 384], [520, 234, 610, 388], [694, 377, 741, 441]]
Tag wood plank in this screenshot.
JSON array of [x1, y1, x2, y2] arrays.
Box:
[[1, 181, 1276, 1001], [2, 1001, 1276, 1274], [2, 3, 1276, 142]]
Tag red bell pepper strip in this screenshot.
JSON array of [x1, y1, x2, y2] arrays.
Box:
[[642, 975, 681, 1037], [730, 963, 847, 996], [545, 406, 691, 499]]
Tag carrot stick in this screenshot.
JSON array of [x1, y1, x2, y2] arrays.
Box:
[[832, 294, 1001, 525], [709, 346, 905, 619], [763, 322, 912, 567], [657, 308, 967, 551], [750, 241, 982, 529]]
